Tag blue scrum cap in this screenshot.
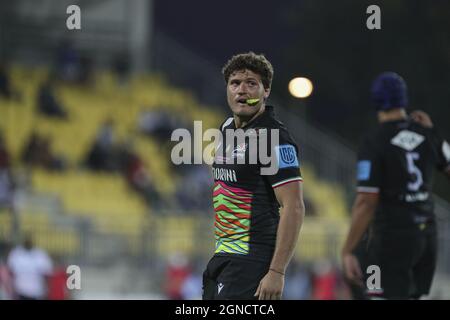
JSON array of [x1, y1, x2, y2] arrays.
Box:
[[371, 72, 408, 111]]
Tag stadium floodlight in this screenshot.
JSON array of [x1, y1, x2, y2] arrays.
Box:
[[288, 77, 313, 98]]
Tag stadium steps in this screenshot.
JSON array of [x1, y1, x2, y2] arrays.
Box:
[[30, 169, 149, 236], [1, 64, 351, 262], [301, 164, 348, 220], [150, 216, 198, 257], [0, 208, 81, 257]]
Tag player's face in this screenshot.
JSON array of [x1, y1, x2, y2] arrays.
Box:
[[226, 69, 270, 118]]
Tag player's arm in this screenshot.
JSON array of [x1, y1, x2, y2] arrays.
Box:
[[410, 110, 433, 128], [341, 192, 379, 285], [411, 110, 450, 179], [271, 181, 305, 276], [342, 133, 381, 286], [255, 181, 304, 300]]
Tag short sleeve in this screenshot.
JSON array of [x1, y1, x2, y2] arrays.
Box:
[[261, 129, 303, 189], [356, 135, 382, 193]]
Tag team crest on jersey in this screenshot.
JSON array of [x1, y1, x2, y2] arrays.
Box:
[[276, 145, 299, 168], [357, 160, 371, 181], [390, 130, 424, 151], [230, 142, 247, 159]]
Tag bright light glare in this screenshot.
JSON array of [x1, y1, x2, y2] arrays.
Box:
[[288, 77, 313, 98]]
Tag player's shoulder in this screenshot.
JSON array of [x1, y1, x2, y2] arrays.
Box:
[[258, 107, 293, 136], [260, 118, 299, 150], [366, 120, 408, 142], [358, 125, 387, 152], [383, 120, 434, 142], [407, 120, 436, 137], [364, 120, 434, 150]]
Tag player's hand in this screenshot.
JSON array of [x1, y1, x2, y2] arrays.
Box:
[[410, 110, 433, 128], [342, 253, 364, 287], [254, 270, 284, 300]]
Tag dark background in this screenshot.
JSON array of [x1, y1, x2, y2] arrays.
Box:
[[155, 0, 450, 200]]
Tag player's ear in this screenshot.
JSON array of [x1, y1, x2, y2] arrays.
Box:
[[263, 87, 271, 100]]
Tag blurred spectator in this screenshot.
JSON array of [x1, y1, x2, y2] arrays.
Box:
[[47, 256, 69, 300], [175, 164, 213, 212], [113, 53, 131, 85], [85, 119, 119, 172], [0, 63, 21, 102], [37, 80, 68, 119], [138, 109, 186, 144], [284, 259, 312, 300], [0, 241, 14, 300], [0, 133, 15, 209], [0, 64, 12, 99], [78, 55, 93, 85], [21, 132, 41, 166], [97, 119, 115, 149], [181, 260, 203, 300], [118, 140, 163, 209], [55, 39, 93, 85], [7, 235, 53, 300], [55, 39, 81, 83], [21, 132, 66, 171], [163, 252, 191, 300], [311, 260, 339, 300]]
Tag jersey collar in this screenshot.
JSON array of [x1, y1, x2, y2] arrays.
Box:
[[236, 105, 275, 129]]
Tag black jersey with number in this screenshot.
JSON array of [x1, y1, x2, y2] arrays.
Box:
[[356, 119, 450, 228], [211, 105, 302, 262]]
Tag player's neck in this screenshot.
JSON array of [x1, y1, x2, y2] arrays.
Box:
[[234, 104, 266, 128], [377, 108, 408, 123]]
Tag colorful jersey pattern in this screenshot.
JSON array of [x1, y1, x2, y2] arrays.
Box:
[[212, 106, 302, 261], [213, 181, 252, 254]]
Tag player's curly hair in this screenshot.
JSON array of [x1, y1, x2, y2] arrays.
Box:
[[222, 52, 274, 89]]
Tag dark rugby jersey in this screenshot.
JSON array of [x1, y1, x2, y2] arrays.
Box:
[[212, 105, 302, 262], [356, 119, 450, 227]]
